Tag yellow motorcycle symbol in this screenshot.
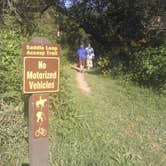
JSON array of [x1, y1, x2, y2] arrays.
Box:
[[35, 127, 47, 137]]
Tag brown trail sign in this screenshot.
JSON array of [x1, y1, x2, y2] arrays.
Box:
[[23, 57, 59, 93], [22, 37, 60, 166], [22, 42, 60, 93]]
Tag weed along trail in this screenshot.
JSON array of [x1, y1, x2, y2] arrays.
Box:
[[55, 66, 166, 166]]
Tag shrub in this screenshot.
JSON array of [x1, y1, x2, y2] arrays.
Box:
[[0, 15, 74, 165], [97, 44, 166, 93], [129, 45, 166, 89], [0, 25, 26, 105]]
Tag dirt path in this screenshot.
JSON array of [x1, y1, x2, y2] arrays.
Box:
[[76, 72, 91, 93]]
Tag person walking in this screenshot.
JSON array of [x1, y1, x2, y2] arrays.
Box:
[[86, 43, 95, 70], [76, 44, 87, 72]]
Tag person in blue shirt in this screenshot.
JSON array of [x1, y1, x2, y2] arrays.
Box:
[[77, 45, 87, 72]]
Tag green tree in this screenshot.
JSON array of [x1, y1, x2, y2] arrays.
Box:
[[0, 0, 67, 35]]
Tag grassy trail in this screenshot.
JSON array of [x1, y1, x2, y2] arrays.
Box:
[[51, 66, 166, 166]]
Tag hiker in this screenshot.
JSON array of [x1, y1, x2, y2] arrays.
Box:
[[86, 43, 95, 70], [77, 44, 87, 72]]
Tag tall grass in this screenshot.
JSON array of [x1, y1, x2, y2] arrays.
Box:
[[49, 66, 166, 166]]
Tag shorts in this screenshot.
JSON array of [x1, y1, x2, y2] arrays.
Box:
[[79, 56, 86, 61]]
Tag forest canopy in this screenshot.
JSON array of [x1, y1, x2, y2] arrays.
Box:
[[0, 0, 166, 90]]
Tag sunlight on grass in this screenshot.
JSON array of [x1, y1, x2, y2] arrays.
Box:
[[50, 67, 166, 166]]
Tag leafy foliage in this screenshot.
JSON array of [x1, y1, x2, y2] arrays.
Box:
[[0, 0, 67, 35], [58, 14, 90, 49], [0, 19, 26, 104], [129, 45, 166, 89], [97, 44, 166, 92], [59, 0, 166, 91], [0, 108, 28, 166], [0, 14, 73, 165], [0, 17, 28, 165], [65, 0, 159, 47]]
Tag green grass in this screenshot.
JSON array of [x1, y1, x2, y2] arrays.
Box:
[[49, 66, 166, 166]]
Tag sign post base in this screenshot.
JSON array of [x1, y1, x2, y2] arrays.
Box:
[[28, 94, 49, 166]]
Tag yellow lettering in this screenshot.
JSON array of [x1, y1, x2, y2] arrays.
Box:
[[27, 71, 57, 79], [26, 45, 44, 50], [26, 50, 45, 56], [28, 81, 55, 90]]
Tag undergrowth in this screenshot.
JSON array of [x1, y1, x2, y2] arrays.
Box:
[[0, 15, 72, 165]]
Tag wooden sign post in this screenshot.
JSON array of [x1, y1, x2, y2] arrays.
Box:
[[22, 37, 60, 166]]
